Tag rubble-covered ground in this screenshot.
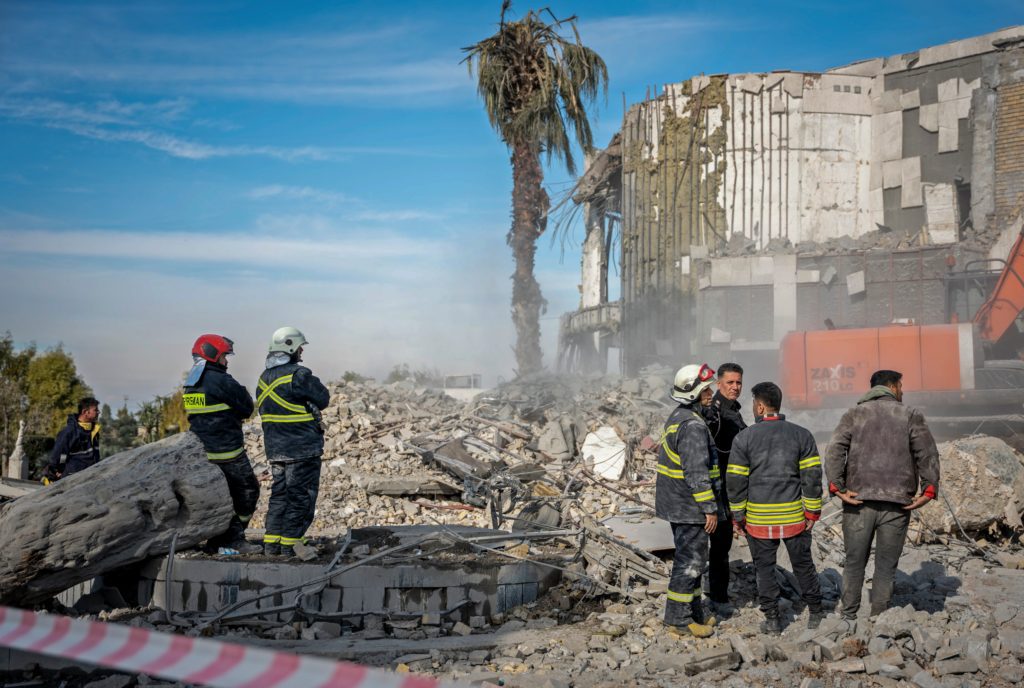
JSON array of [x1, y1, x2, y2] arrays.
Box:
[[12, 372, 1024, 688]]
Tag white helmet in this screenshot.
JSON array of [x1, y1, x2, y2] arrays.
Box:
[[671, 363, 716, 404], [269, 326, 308, 354]]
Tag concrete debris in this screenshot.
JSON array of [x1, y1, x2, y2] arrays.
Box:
[[580, 426, 627, 480], [9, 373, 1024, 688], [917, 435, 1024, 534]]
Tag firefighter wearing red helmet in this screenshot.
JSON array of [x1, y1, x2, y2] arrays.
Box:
[[183, 334, 262, 555]]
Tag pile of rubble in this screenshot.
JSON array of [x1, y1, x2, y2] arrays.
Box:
[[241, 371, 674, 540], [10, 372, 1024, 688]]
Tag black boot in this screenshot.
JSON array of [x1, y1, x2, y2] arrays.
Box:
[[263, 542, 281, 556], [761, 614, 783, 635], [807, 608, 825, 630]]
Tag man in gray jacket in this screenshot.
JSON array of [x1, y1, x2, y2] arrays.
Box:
[[824, 370, 940, 619]]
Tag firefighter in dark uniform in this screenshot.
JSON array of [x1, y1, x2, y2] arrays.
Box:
[[43, 397, 102, 482], [656, 363, 729, 638], [258, 326, 330, 558], [727, 381, 824, 634], [183, 334, 261, 555]]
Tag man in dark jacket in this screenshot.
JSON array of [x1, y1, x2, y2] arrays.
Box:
[[44, 397, 101, 481], [184, 334, 261, 555], [259, 326, 330, 558], [728, 382, 824, 634], [824, 370, 940, 619], [656, 363, 728, 638], [699, 362, 747, 615]]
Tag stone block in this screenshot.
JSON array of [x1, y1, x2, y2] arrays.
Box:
[[847, 270, 866, 296], [827, 657, 866, 673], [469, 650, 490, 665], [901, 156, 922, 208], [911, 670, 943, 688], [901, 88, 921, 110], [919, 103, 939, 132], [684, 648, 742, 676], [310, 621, 341, 639], [934, 658, 979, 675], [451, 621, 473, 637], [731, 635, 765, 665], [814, 637, 844, 661], [882, 160, 902, 189]]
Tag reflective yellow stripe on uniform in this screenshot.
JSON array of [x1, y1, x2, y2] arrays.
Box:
[[799, 455, 822, 470], [258, 375, 307, 413], [263, 534, 281, 544], [667, 587, 702, 603], [280, 536, 307, 546], [261, 413, 315, 423], [692, 489, 714, 503], [746, 500, 804, 525], [183, 393, 230, 415], [657, 466, 685, 479], [802, 497, 823, 510], [660, 424, 681, 465], [709, 466, 721, 479], [729, 500, 748, 511], [726, 463, 749, 476], [206, 447, 244, 461]]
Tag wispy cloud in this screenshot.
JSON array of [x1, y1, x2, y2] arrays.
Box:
[[1, 5, 470, 105], [0, 226, 443, 272], [245, 185, 443, 223], [0, 97, 431, 161], [246, 185, 353, 206]]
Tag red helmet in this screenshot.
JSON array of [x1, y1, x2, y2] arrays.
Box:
[[191, 334, 234, 363]]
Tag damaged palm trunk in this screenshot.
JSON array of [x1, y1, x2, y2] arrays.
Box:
[[0, 433, 233, 605], [510, 143, 548, 376]]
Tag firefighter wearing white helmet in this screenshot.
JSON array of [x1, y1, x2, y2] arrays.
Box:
[[656, 363, 728, 638], [257, 326, 330, 558]]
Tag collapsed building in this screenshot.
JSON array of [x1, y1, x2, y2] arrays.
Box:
[[560, 26, 1024, 379]]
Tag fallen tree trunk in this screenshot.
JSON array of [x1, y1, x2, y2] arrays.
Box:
[[0, 432, 233, 605]]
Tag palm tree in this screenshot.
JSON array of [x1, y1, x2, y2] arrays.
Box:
[[463, 2, 607, 376]]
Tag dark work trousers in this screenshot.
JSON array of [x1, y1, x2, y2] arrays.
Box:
[[208, 454, 260, 547], [665, 523, 710, 627], [708, 517, 733, 602], [841, 501, 911, 618], [265, 457, 322, 547], [746, 530, 822, 618]]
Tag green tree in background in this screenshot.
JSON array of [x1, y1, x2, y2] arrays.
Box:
[[25, 346, 93, 438], [0, 333, 36, 459]]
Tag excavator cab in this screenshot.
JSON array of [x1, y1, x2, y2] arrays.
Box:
[[945, 258, 1024, 359]]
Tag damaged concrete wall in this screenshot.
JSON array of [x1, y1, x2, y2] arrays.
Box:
[[604, 27, 1024, 374], [695, 245, 987, 368]]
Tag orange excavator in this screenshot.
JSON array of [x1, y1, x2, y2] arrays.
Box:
[[782, 231, 1024, 438]]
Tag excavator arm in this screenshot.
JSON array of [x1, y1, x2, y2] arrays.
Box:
[[974, 230, 1024, 343]]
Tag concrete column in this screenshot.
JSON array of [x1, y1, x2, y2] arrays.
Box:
[[6, 420, 27, 480], [581, 201, 605, 309]]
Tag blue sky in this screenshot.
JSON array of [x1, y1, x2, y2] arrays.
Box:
[[1, 1, 1021, 406]]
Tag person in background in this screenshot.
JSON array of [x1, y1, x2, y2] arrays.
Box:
[[824, 370, 939, 620], [43, 397, 102, 483], [700, 362, 747, 616]]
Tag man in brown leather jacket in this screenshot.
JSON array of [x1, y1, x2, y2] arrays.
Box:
[[824, 370, 940, 619]]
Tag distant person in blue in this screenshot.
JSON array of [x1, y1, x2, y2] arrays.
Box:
[[43, 397, 102, 482]]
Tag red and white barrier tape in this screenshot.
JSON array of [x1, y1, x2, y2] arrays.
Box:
[[0, 606, 470, 688]]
